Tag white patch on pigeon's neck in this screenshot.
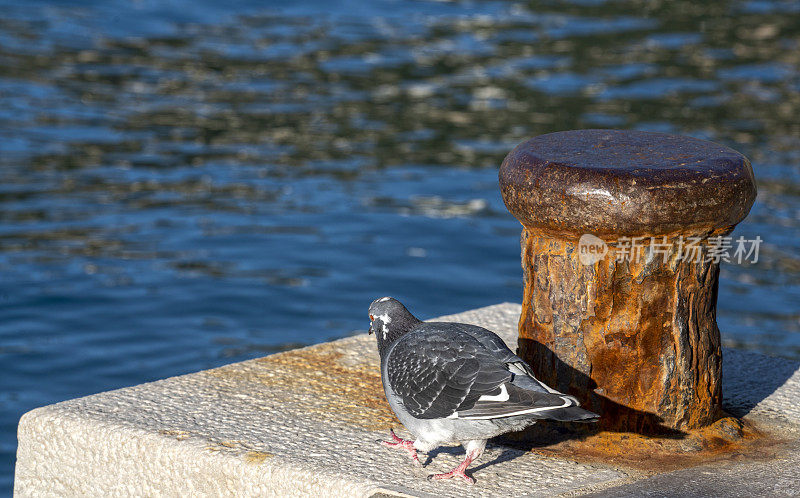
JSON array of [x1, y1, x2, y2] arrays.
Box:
[[376, 313, 391, 338], [377, 297, 391, 302]]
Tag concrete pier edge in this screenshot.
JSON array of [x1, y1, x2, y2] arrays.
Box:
[[14, 303, 800, 497]]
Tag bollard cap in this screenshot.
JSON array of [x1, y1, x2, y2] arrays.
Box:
[[499, 129, 756, 237]]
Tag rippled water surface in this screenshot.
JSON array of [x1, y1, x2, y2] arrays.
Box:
[[2, 0, 800, 491]]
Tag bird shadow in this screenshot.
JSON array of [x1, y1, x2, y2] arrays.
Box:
[[420, 445, 462, 467], [419, 445, 525, 483], [469, 447, 526, 474]]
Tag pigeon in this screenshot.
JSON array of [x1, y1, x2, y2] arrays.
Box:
[[368, 297, 598, 484]]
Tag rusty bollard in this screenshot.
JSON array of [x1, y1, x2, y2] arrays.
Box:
[[499, 129, 757, 432]]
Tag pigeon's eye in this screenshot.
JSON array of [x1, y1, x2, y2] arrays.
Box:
[[369, 315, 374, 321]]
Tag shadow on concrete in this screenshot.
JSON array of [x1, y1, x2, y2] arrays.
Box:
[[519, 338, 687, 438], [721, 348, 800, 418], [420, 445, 463, 466], [470, 448, 526, 473], [421, 446, 529, 483]]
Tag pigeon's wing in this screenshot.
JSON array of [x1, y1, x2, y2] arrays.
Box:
[[433, 322, 519, 363], [429, 322, 557, 395], [385, 327, 580, 420], [385, 329, 512, 419]]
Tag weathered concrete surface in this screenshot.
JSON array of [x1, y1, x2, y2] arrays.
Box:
[[14, 304, 625, 497], [583, 439, 800, 498], [721, 348, 800, 427], [14, 303, 800, 497]]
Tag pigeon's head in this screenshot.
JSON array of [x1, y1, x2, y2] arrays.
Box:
[[368, 297, 420, 352]]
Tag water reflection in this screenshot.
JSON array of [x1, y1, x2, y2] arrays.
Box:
[[1, 0, 799, 492]]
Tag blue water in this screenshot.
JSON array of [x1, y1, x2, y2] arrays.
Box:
[[2, 0, 800, 493]]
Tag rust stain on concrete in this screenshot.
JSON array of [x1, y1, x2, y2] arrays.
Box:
[[244, 450, 275, 463], [206, 338, 782, 473], [206, 341, 399, 431], [503, 414, 783, 473]]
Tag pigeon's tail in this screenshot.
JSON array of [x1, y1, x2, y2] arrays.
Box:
[[541, 405, 599, 423]]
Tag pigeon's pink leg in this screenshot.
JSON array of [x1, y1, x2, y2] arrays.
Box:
[[428, 449, 480, 485], [381, 429, 420, 465]]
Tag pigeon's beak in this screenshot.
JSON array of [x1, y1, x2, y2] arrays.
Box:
[[368, 315, 374, 335]]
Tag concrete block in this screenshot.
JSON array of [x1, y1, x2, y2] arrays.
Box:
[[14, 303, 800, 496]]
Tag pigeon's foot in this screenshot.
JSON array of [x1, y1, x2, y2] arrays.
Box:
[[427, 450, 479, 485], [428, 468, 474, 485], [381, 429, 421, 466]]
